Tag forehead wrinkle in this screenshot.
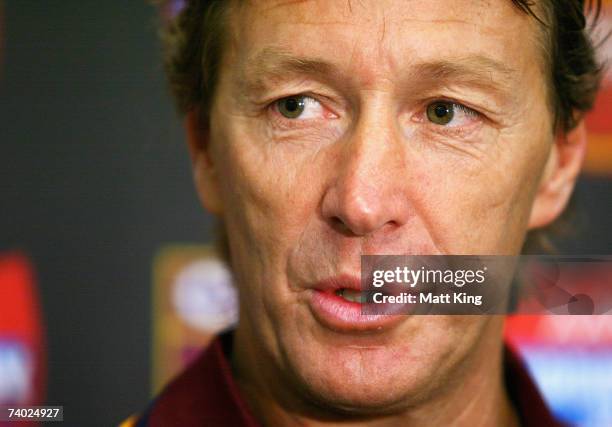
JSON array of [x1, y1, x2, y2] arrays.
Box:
[[397, 17, 498, 31], [251, 0, 366, 27], [234, 48, 519, 107], [259, 0, 312, 13]]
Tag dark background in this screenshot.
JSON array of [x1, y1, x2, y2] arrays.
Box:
[[1, 2, 214, 425], [0, 2, 610, 426]]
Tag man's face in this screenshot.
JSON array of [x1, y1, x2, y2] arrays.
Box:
[[200, 0, 555, 413]]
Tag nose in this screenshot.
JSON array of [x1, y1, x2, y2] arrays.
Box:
[[321, 105, 412, 237]]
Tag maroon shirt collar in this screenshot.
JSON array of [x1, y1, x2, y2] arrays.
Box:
[[137, 331, 260, 427], [137, 331, 566, 427]]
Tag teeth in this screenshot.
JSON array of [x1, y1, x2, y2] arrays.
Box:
[[335, 289, 366, 303]]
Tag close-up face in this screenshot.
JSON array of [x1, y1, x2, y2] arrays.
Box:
[[190, 0, 579, 417]]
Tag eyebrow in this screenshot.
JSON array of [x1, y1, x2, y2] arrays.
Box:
[[236, 47, 517, 102], [235, 48, 337, 98], [408, 57, 516, 98]]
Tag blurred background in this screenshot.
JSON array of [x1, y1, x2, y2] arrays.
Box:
[[0, 1, 610, 426]]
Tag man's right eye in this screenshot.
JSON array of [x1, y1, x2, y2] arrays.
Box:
[[275, 95, 324, 120], [277, 96, 306, 118]]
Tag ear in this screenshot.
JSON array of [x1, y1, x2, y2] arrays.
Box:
[[528, 120, 587, 229], [185, 110, 224, 215]]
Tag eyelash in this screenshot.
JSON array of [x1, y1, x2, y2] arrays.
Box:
[[416, 99, 483, 138], [267, 95, 329, 129], [424, 99, 478, 120], [447, 102, 478, 119]]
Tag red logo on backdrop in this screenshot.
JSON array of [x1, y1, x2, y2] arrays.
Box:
[[0, 253, 45, 409]]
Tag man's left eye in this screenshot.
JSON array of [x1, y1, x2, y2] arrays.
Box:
[[276, 95, 324, 120], [426, 101, 477, 127]]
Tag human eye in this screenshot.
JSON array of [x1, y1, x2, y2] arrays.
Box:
[[274, 95, 325, 120], [425, 100, 479, 127]]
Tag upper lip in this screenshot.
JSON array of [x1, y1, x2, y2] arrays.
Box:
[[312, 274, 362, 292]]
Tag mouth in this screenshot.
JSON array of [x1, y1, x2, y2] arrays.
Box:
[[307, 274, 407, 333], [334, 288, 368, 303]]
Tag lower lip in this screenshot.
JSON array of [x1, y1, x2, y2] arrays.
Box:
[[309, 290, 406, 333]]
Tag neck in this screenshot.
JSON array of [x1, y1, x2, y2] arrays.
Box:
[[232, 319, 520, 427]]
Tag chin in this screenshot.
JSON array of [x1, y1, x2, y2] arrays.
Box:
[[272, 313, 491, 416], [295, 367, 424, 416], [282, 339, 435, 415]]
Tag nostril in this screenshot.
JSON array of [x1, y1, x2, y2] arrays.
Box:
[[330, 216, 354, 236], [332, 216, 344, 227]]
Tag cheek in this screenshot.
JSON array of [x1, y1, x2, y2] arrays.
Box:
[[411, 124, 552, 254], [212, 121, 327, 279]]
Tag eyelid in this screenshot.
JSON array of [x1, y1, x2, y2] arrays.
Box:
[[434, 100, 479, 117], [277, 95, 318, 118], [269, 93, 340, 120], [412, 99, 482, 124], [404, 99, 484, 143]]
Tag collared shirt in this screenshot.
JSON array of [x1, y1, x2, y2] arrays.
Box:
[[128, 331, 567, 427]]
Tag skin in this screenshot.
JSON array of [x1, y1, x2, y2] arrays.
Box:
[[185, 0, 587, 425]]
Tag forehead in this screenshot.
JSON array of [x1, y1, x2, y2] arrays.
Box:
[[227, 0, 543, 84]]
